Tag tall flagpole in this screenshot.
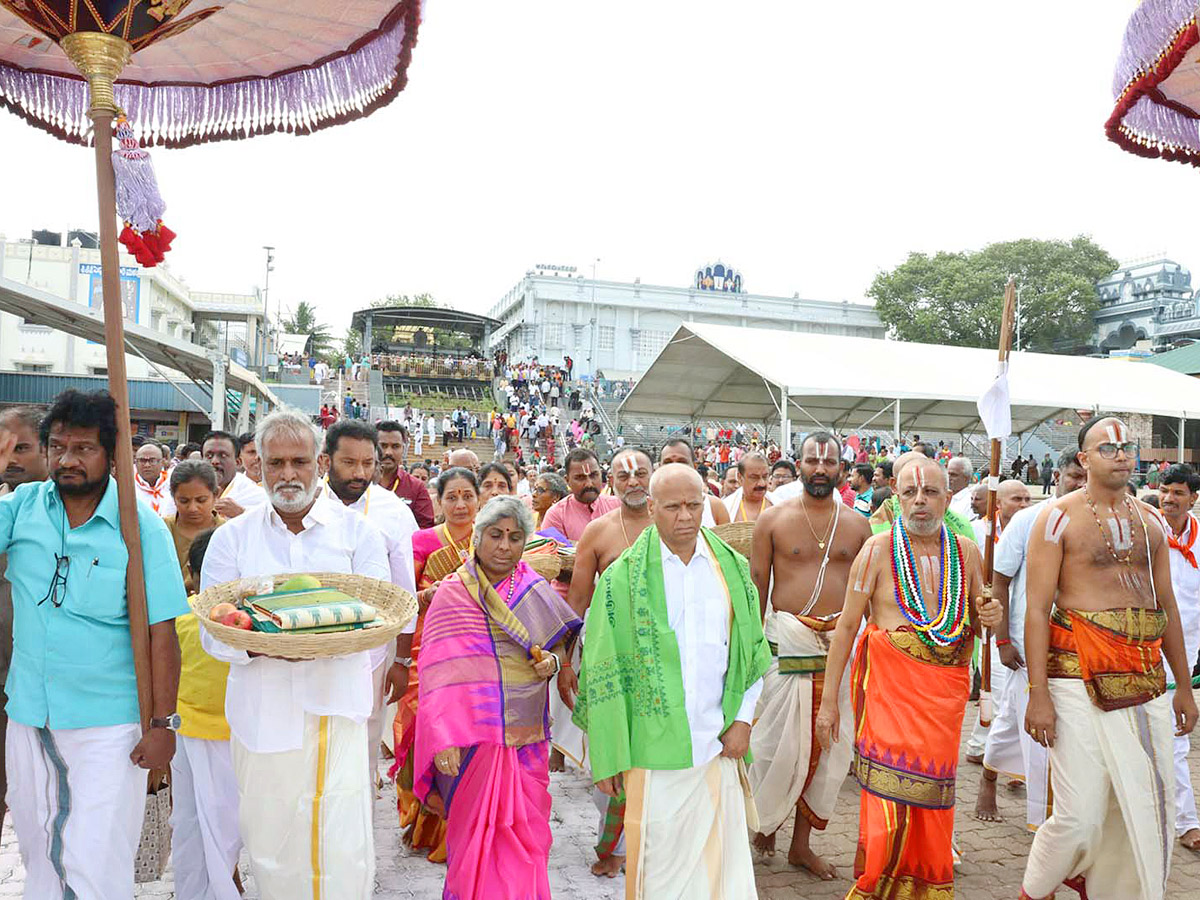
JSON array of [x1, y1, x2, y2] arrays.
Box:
[[60, 33, 154, 731], [980, 278, 1017, 726]]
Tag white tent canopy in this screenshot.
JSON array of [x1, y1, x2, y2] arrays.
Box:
[[618, 322, 1200, 442], [277, 333, 312, 356]]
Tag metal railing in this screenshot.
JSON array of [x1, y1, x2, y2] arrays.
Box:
[[373, 355, 494, 380]]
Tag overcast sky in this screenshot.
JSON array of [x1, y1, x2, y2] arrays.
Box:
[[0, 1, 1187, 336]]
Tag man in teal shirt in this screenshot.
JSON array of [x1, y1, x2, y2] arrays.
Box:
[[0, 389, 188, 899]]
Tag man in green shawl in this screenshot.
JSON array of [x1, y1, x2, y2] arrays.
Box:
[[869, 450, 975, 539], [574, 464, 771, 900]]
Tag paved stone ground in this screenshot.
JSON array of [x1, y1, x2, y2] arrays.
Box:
[[0, 708, 1197, 897]]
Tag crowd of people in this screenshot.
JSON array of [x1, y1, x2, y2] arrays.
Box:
[[0, 387, 1194, 900]]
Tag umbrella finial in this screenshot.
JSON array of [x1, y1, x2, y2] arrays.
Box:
[[59, 33, 132, 119]]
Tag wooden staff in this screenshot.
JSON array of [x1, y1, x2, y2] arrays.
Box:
[[62, 33, 154, 731], [980, 278, 1017, 725]]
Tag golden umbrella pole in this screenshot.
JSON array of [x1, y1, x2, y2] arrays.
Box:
[[59, 33, 153, 731], [980, 278, 1017, 726]]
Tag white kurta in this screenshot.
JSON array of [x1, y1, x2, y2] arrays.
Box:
[[171, 735, 242, 900], [324, 481, 418, 782], [220, 471, 267, 511], [1167, 513, 1200, 837], [199, 493, 389, 900], [982, 502, 1051, 829], [135, 471, 175, 517]]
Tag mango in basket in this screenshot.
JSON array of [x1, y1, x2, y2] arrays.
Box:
[[281, 574, 323, 592]]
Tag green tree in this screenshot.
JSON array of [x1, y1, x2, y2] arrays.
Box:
[[281, 300, 334, 354], [371, 292, 439, 308], [868, 236, 1118, 352], [341, 326, 362, 360]]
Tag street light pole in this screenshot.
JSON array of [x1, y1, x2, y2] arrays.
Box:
[[261, 245, 275, 375], [589, 257, 600, 377]]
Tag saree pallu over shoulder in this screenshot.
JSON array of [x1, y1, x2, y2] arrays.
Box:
[[1048, 607, 1167, 711], [851, 625, 970, 810], [414, 560, 580, 805]]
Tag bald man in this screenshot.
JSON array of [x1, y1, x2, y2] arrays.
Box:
[[817, 456, 1001, 899], [965, 478, 1031, 763], [574, 464, 770, 900], [659, 438, 730, 527], [947, 456, 975, 520], [446, 447, 480, 474]]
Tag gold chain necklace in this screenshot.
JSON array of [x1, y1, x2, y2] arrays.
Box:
[[619, 509, 633, 549], [799, 495, 838, 550], [1084, 489, 1137, 566]]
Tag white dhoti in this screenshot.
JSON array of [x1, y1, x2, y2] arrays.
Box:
[[232, 713, 374, 900], [982, 663, 1052, 829], [968, 641, 1010, 757], [367, 644, 396, 786], [748, 610, 852, 835], [625, 755, 757, 900], [550, 635, 588, 770], [1021, 682, 1174, 900], [171, 735, 242, 900], [1173, 686, 1200, 837], [6, 721, 143, 900]]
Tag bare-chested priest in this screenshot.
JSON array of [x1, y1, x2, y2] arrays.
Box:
[[557, 446, 655, 877], [816, 455, 1002, 898], [1020, 417, 1197, 900], [747, 431, 872, 878]]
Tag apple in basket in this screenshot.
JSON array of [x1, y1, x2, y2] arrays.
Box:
[[209, 602, 238, 622], [220, 610, 253, 630]]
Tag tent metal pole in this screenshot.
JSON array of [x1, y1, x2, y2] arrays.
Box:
[[894, 399, 901, 445], [1181, 416, 1186, 464], [781, 387, 791, 455]]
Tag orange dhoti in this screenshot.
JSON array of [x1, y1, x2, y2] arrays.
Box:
[[847, 624, 971, 900]]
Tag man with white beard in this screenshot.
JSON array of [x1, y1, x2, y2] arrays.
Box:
[[201, 408, 390, 900]]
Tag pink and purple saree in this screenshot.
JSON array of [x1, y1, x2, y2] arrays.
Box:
[[415, 558, 581, 900]]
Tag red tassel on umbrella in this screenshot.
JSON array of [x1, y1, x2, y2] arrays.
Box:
[[111, 115, 176, 268]]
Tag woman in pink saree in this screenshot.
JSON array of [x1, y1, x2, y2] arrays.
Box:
[[415, 495, 581, 900]]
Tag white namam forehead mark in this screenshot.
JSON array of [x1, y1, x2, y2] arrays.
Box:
[[813, 441, 838, 464], [1044, 507, 1069, 544], [1103, 422, 1129, 444], [913, 466, 925, 489], [619, 454, 638, 475]]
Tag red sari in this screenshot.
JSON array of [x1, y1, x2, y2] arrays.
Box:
[[848, 624, 972, 899]]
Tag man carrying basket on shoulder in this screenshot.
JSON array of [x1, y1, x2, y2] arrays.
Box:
[[200, 408, 391, 900]]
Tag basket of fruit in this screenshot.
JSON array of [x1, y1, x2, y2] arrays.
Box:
[[193, 572, 418, 660]]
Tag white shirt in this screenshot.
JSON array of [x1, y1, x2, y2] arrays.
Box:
[[323, 482, 419, 667], [221, 471, 266, 511], [134, 471, 174, 517], [200, 493, 390, 753], [723, 486, 773, 521], [517, 478, 533, 498], [1166, 513, 1200, 668], [660, 537, 762, 767], [993, 502, 1039, 656], [949, 486, 975, 521]]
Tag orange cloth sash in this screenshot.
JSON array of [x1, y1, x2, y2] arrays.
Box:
[[1047, 608, 1166, 712], [847, 624, 970, 899]]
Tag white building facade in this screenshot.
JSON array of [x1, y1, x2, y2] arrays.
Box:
[[487, 265, 885, 378], [0, 234, 261, 375]]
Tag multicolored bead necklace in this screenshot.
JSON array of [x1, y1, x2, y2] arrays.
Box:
[[890, 518, 968, 648]]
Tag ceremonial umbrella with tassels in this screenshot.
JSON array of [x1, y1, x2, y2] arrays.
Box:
[[1106, 0, 1200, 167], [0, 0, 426, 732]]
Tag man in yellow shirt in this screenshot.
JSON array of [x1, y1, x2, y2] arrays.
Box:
[[172, 530, 242, 900]]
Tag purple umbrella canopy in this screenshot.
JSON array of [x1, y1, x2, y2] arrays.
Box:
[[0, 0, 426, 147]]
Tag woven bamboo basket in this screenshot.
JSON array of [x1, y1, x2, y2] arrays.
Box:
[[556, 547, 575, 575], [523, 551, 562, 582], [711, 521, 756, 558], [193, 572, 417, 660]]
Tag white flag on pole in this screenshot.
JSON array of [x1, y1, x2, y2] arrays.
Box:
[[978, 362, 1012, 440]]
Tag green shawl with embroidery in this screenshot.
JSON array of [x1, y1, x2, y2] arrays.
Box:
[[572, 525, 772, 782]]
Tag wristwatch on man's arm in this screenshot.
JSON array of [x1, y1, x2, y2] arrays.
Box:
[[150, 713, 181, 732]]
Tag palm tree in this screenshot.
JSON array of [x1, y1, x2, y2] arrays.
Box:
[[282, 300, 333, 354]]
